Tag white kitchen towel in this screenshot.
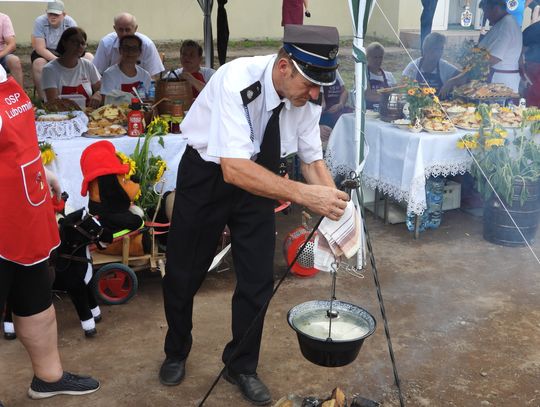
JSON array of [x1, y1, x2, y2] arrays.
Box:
[[314, 200, 364, 272]]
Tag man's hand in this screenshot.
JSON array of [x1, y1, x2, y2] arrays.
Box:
[[299, 184, 349, 221]]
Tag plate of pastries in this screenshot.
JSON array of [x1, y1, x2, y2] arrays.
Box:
[[85, 104, 129, 137]]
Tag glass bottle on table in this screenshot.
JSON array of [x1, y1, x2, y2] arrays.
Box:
[[170, 100, 184, 134]]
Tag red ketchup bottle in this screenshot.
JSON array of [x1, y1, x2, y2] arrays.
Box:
[[127, 98, 145, 137]]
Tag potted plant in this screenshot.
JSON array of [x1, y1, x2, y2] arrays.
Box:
[[457, 105, 540, 246]]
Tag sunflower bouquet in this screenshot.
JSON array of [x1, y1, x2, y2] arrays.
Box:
[[457, 104, 540, 206], [403, 80, 438, 122], [119, 120, 168, 215]]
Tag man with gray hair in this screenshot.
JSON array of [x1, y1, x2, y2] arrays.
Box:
[[402, 32, 459, 95], [93, 13, 164, 78]]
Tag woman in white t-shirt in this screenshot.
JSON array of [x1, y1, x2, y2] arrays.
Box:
[[402, 32, 459, 96], [42, 27, 101, 108], [365, 42, 397, 110], [100, 35, 151, 101]]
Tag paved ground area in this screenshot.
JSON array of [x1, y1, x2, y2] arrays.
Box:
[[2, 205, 540, 406]]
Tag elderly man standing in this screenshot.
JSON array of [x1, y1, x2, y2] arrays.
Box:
[[31, 1, 90, 100], [159, 25, 348, 406], [0, 13, 23, 87], [93, 13, 164, 78]]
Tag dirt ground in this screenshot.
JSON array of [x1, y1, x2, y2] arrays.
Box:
[[2, 205, 540, 407], [2, 42, 540, 406]]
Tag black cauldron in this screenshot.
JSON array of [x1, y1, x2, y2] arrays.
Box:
[[287, 300, 376, 367]]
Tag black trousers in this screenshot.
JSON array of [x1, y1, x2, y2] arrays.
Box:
[[420, 0, 439, 51], [163, 146, 275, 374]]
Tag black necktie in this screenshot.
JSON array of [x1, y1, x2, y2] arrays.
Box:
[[257, 102, 284, 174]]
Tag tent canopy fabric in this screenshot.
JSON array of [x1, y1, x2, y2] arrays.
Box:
[[197, 0, 215, 68], [348, 0, 375, 168]]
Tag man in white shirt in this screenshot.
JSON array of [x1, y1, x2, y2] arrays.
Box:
[[159, 25, 348, 406], [31, 1, 92, 100], [93, 13, 164, 77]]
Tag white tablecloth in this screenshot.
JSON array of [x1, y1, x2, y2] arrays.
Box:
[[47, 135, 187, 210], [325, 113, 473, 215]]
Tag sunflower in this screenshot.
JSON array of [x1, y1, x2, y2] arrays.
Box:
[[484, 138, 505, 148], [116, 151, 137, 179], [39, 141, 55, 165]]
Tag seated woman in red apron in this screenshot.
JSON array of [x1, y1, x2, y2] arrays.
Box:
[[169, 40, 215, 104], [365, 42, 396, 110], [41, 27, 102, 109], [402, 32, 459, 97]]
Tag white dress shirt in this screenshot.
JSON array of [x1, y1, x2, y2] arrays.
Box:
[[93, 32, 164, 76], [180, 54, 323, 165]]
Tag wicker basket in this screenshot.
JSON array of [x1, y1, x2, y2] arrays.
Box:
[[155, 74, 193, 115]]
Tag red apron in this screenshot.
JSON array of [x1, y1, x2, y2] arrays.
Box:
[[0, 77, 60, 265]]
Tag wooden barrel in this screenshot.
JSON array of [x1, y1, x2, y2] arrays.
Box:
[[483, 180, 540, 247]]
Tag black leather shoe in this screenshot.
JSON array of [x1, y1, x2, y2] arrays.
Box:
[[159, 357, 186, 386], [223, 368, 271, 406], [3, 331, 16, 340], [84, 328, 97, 338]]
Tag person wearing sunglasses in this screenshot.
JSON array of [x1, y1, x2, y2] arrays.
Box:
[[101, 34, 151, 103]]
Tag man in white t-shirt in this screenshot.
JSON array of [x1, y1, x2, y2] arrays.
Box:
[[31, 1, 92, 100], [402, 32, 459, 95], [101, 35, 152, 102], [93, 13, 164, 77]]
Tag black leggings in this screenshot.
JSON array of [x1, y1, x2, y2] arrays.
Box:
[[0, 258, 53, 317]]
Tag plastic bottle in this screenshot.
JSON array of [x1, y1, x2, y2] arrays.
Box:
[[426, 176, 445, 229], [147, 80, 156, 101], [406, 176, 445, 232], [136, 81, 147, 100], [406, 211, 427, 233], [127, 98, 145, 137]]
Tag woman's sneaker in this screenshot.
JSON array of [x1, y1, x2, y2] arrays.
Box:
[[27, 371, 100, 399]]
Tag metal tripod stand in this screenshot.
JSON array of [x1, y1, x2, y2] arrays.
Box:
[[341, 172, 406, 407]]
